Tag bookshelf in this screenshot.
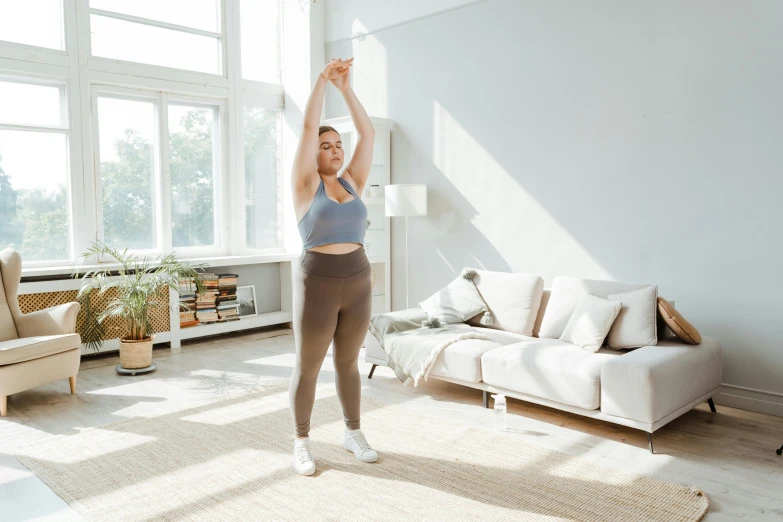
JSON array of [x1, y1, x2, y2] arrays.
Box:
[[167, 259, 295, 351], [17, 255, 297, 355], [322, 116, 392, 315]]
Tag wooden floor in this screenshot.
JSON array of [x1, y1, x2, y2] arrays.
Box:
[[1, 327, 781, 521]]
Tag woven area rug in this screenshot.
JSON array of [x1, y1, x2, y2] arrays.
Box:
[[13, 379, 708, 521]]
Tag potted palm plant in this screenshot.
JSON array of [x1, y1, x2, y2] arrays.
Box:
[[71, 240, 208, 372]]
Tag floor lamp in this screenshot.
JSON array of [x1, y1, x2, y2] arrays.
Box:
[[385, 184, 428, 309]]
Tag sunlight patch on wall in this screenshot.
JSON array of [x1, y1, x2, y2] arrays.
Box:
[[432, 100, 610, 280]]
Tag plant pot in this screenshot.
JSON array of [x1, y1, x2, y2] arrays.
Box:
[[119, 335, 155, 369]]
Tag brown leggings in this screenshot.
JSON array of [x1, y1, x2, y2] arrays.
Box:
[[289, 246, 372, 438]]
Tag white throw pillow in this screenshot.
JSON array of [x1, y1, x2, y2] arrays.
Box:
[[538, 277, 652, 339], [559, 294, 622, 353], [606, 286, 658, 349], [419, 276, 488, 325], [464, 270, 544, 335]]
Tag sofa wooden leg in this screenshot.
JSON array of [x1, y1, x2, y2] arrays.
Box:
[[647, 433, 654, 454], [69, 376, 76, 395], [368, 364, 377, 379], [483, 390, 489, 409], [0, 396, 6, 417], [707, 397, 716, 413]]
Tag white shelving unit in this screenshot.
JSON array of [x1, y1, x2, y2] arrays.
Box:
[[18, 255, 297, 355], [322, 116, 392, 315]]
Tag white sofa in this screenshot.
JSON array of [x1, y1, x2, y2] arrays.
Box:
[[364, 272, 722, 454]]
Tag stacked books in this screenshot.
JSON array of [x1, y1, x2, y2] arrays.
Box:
[[216, 273, 240, 323], [178, 276, 199, 328], [196, 273, 220, 324]]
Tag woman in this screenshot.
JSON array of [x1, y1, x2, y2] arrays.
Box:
[[289, 57, 377, 476]]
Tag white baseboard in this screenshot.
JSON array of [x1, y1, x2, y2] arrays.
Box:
[[716, 384, 783, 418]]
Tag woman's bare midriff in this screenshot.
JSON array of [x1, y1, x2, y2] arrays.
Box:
[[307, 243, 363, 254]]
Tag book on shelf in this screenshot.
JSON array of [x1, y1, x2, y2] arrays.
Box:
[[176, 272, 241, 328]]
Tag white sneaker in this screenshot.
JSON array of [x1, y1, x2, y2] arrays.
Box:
[[293, 437, 316, 476], [343, 428, 378, 463]]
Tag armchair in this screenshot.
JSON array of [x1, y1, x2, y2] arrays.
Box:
[[0, 248, 81, 416]]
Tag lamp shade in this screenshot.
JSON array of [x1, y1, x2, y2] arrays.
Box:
[[385, 184, 427, 217]]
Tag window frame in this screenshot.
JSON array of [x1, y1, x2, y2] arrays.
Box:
[[0, 72, 80, 268], [240, 95, 285, 253], [0, 0, 67, 54], [0, 0, 287, 270], [86, 3, 228, 82], [91, 86, 230, 262]]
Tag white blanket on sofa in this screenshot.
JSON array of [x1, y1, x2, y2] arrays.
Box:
[[375, 321, 491, 387], [387, 325, 492, 387]]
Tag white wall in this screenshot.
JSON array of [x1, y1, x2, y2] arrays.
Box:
[[325, 0, 482, 43], [323, 0, 783, 416]]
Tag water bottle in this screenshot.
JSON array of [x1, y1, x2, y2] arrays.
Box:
[[492, 394, 507, 432]]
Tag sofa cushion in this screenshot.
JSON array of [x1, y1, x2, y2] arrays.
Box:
[[465, 270, 544, 336], [468, 327, 537, 345], [480, 339, 622, 410], [0, 334, 81, 366], [428, 338, 503, 383], [606, 286, 659, 349], [419, 275, 488, 325], [601, 337, 721, 423], [560, 294, 622, 353], [538, 277, 653, 339], [423, 326, 535, 383]]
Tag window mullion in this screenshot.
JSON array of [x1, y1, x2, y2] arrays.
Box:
[[158, 93, 172, 254], [213, 105, 225, 254], [88, 8, 223, 40], [73, 0, 99, 264]]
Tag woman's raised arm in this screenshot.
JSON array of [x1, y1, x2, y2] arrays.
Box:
[[291, 59, 351, 190], [331, 60, 375, 194]]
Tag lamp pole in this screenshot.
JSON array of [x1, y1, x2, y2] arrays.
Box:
[[405, 215, 410, 309]]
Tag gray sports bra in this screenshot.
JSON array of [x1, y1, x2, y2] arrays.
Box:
[[297, 177, 368, 250]]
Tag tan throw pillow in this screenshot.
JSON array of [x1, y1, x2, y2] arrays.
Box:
[[657, 296, 701, 344]]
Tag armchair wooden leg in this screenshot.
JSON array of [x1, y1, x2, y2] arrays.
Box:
[[69, 376, 76, 395], [1, 396, 6, 417]]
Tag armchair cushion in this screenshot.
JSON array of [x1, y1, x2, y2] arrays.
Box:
[[0, 333, 81, 366], [14, 302, 81, 338]]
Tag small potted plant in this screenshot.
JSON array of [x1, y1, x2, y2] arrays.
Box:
[[71, 240, 208, 371]]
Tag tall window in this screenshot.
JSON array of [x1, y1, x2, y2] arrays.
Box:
[[0, 1, 286, 269], [168, 103, 220, 249], [0, 78, 71, 262], [96, 95, 158, 250], [244, 106, 283, 250], [95, 92, 223, 254], [240, 0, 281, 84], [0, 0, 65, 50], [89, 0, 223, 75]]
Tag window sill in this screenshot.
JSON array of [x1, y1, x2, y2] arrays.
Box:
[[21, 251, 302, 281]]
